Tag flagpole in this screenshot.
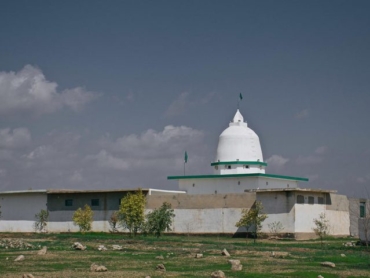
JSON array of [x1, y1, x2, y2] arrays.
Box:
[[184, 151, 188, 176]]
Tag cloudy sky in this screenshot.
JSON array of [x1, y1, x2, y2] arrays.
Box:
[[0, 1, 369, 197]]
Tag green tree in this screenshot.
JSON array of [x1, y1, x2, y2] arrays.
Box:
[[118, 189, 146, 236], [236, 201, 267, 243], [145, 202, 175, 237], [72, 204, 94, 233], [313, 213, 330, 247], [34, 209, 49, 232]]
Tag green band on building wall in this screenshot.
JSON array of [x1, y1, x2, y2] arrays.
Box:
[[210, 161, 268, 167], [167, 173, 308, 182]]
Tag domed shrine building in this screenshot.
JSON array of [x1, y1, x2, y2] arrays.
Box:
[[169, 109, 308, 194], [166, 109, 351, 239]]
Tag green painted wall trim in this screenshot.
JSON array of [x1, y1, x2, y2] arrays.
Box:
[[167, 173, 308, 182], [210, 161, 267, 166]]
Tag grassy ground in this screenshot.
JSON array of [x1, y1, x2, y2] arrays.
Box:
[[0, 233, 369, 277]]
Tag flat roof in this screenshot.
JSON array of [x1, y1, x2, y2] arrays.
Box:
[[245, 188, 336, 193], [0, 188, 186, 195], [46, 188, 151, 194], [0, 189, 47, 195], [168, 173, 309, 182]]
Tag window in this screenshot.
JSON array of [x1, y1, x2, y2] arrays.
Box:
[[118, 199, 122, 205], [238, 181, 240, 185], [360, 202, 366, 218], [308, 196, 314, 205], [297, 195, 304, 204], [318, 197, 324, 204], [91, 199, 99, 206], [65, 199, 73, 206], [227, 165, 231, 169], [192, 183, 195, 187], [244, 165, 249, 169], [266, 181, 268, 185]]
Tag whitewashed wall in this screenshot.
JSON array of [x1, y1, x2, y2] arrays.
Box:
[[179, 177, 298, 195], [0, 192, 47, 232]]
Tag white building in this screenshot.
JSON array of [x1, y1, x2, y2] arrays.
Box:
[[168, 109, 308, 194], [0, 109, 362, 239], [167, 109, 351, 238]]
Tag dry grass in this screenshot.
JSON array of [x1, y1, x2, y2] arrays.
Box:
[[0, 233, 369, 277]]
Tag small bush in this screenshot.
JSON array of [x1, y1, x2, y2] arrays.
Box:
[[34, 209, 49, 232], [72, 204, 94, 233]]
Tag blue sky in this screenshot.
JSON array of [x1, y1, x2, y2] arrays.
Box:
[[0, 1, 369, 197]]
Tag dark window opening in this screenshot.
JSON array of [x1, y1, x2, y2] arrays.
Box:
[[65, 199, 73, 206], [318, 197, 324, 204], [244, 165, 249, 169], [192, 183, 195, 187], [308, 196, 314, 204], [360, 202, 366, 218], [297, 195, 304, 204], [227, 165, 231, 169], [91, 199, 99, 206]]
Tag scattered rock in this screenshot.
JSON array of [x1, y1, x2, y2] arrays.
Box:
[[317, 275, 324, 278], [14, 255, 25, 262], [343, 241, 355, 247], [72, 242, 86, 250], [231, 264, 243, 271], [221, 249, 230, 257], [0, 239, 34, 250], [90, 263, 108, 272], [271, 251, 289, 258], [98, 245, 107, 251], [229, 260, 242, 271], [228, 259, 240, 266], [112, 244, 123, 250], [156, 264, 166, 272], [211, 270, 226, 278], [37, 246, 47, 255], [195, 253, 203, 258], [341, 253, 346, 257], [145, 276, 151, 278], [155, 255, 164, 259], [321, 261, 335, 268], [22, 274, 35, 278]]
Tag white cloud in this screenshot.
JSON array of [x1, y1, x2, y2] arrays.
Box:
[[266, 155, 289, 170], [295, 109, 309, 119], [102, 125, 205, 159], [165, 92, 190, 117], [26, 145, 56, 160], [0, 128, 31, 149], [87, 150, 129, 170], [296, 146, 327, 165], [296, 155, 322, 165], [315, 146, 327, 155], [356, 177, 366, 184], [0, 65, 98, 117]]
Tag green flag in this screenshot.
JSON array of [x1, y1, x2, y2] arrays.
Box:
[[184, 151, 188, 163], [239, 93, 243, 100]]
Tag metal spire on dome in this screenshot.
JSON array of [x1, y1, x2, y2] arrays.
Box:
[[233, 109, 244, 123]]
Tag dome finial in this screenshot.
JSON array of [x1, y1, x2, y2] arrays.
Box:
[[233, 109, 244, 123]]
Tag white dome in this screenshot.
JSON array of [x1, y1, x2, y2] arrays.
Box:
[[215, 110, 264, 163]]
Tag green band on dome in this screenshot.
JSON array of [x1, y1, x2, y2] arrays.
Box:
[[167, 173, 308, 182], [210, 161, 267, 167]]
